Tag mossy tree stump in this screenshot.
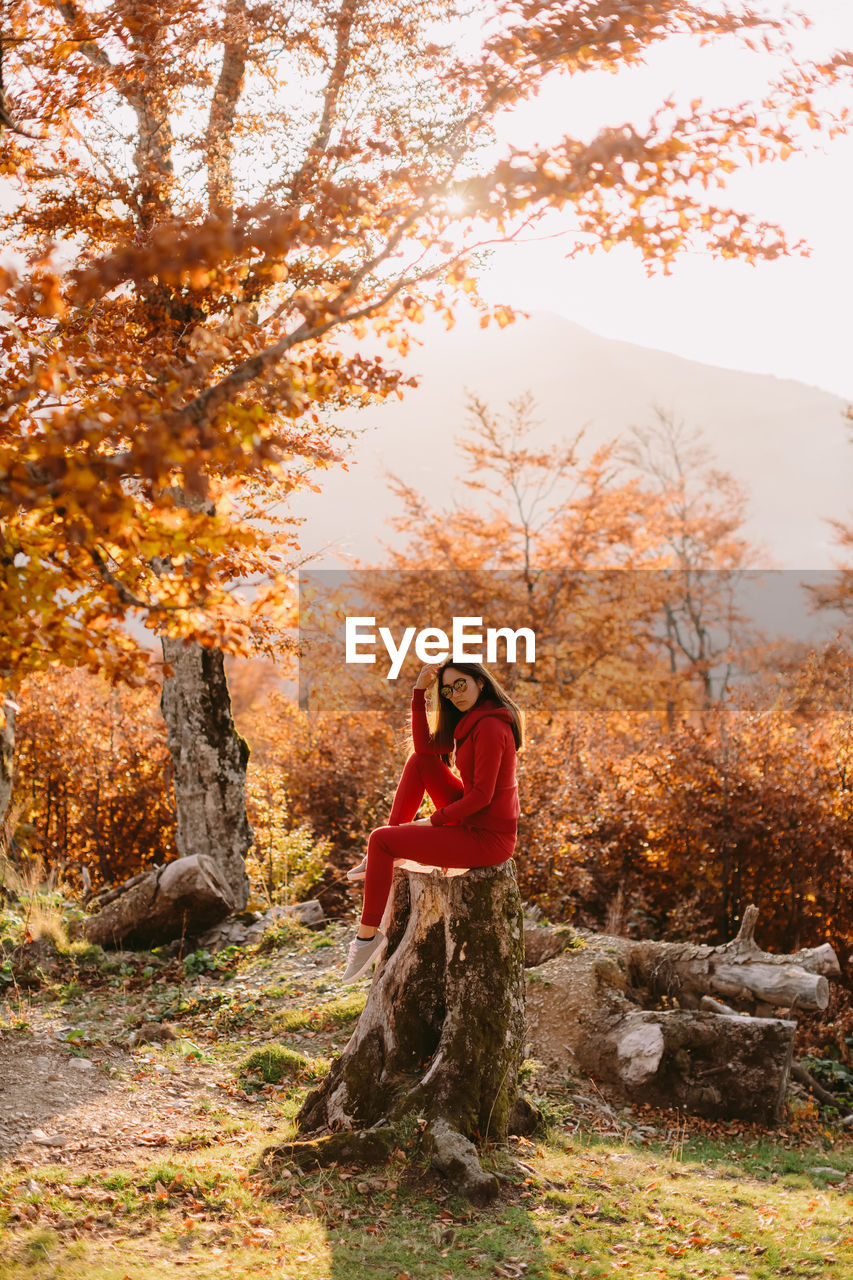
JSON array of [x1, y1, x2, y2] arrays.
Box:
[[268, 860, 526, 1204]]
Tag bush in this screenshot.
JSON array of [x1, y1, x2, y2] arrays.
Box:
[[516, 693, 853, 961], [12, 669, 176, 888]]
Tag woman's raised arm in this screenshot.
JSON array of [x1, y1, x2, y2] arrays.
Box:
[[411, 663, 446, 754]]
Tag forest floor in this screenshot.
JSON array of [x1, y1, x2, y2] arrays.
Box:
[[1, 913, 852, 1280]]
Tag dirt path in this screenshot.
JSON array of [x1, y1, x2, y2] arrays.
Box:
[[0, 921, 354, 1175]]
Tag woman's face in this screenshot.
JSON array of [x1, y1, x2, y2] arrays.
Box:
[[440, 667, 484, 713]]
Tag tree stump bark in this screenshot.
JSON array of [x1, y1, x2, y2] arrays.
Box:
[[594, 1008, 796, 1121], [265, 861, 526, 1204], [524, 907, 840, 1125], [159, 638, 252, 912], [83, 853, 237, 948]]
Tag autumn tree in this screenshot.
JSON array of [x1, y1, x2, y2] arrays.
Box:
[[2, 0, 849, 815], [11, 669, 177, 886], [2, 1, 853, 1185], [617, 407, 765, 723], [358, 392, 664, 714], [358, 392, 763, 722], [807, 403, 853, 623]]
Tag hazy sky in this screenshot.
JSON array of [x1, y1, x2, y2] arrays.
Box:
[[477, 1, 853, 401]]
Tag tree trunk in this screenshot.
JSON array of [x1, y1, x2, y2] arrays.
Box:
[[0, 697, 14, 839], [524, 907, 840, 1125], [159, 637, 252, 911], [83, 853, 237, 948], [264, 861, 526, 1204]]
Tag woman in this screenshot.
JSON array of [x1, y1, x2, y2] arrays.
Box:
[[341, 659, 524, 982]]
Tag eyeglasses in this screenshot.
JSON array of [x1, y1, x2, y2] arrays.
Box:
[[440, 678, 469, 700]]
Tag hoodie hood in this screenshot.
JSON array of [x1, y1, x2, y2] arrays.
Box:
[[453, 699, 514, 744]]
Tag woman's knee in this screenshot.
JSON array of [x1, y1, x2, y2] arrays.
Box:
[[367, 826, 398, 858], [399, 751, 426, 778]]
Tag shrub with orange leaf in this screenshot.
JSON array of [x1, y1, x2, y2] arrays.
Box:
[[516, 689, 853, 968], [241, 692, 404, 856], [12, 669, 177, 888]]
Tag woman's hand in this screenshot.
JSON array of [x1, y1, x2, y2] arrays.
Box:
[[414, 663, 441, 691], [408, 817, 432, 826]]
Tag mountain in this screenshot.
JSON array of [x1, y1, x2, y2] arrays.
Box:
[[289, 311, 852, 572]]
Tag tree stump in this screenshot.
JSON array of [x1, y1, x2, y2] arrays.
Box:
[[264, 860, 526, 1204], [524, 907, 840, 1124], [83, 854, 236, 948]]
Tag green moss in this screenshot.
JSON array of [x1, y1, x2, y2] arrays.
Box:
[[240, 1043, 328, 1085], [275, 990, 366, 1033]]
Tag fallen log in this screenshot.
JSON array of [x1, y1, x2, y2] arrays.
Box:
[[85, 868, 156, 910], [261, 861, 526, 1204], [524, 907, 841, 1124], [627, 906, 837, 1013], [83, 854, 236, 949]]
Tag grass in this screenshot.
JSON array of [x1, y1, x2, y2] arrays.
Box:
[[254, 918, 312, 954], [1, 899, 851, 1280], [274, 990, 366, 1035], [2, 1130, 850, 1280]]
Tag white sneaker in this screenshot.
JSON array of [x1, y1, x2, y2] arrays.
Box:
[[347, 855, 407, 882], [346, 855, 367, 882], [341, 931, 386, 983]]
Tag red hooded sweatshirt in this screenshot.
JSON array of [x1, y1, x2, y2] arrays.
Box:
[[410, 687, 519, 833]]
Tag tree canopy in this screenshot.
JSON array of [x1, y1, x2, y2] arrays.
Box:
[[1, 0, 851, 696]]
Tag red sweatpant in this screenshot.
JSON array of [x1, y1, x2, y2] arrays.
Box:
[[361, 753, 516, 927]]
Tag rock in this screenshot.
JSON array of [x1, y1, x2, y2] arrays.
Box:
[[809, 1166, 846, 1181], [68, 1057, 94, 1070], [280, 900, 325, 928], [196, 900, 326, 950], [195, 920, 250, 950], [524, 925, 574, 968], [508, 1093, 545, 1136]]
